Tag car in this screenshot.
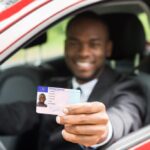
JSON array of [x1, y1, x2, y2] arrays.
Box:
[[0, 0, 150, 150]]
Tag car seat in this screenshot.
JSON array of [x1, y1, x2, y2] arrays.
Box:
[[102, 13, 150, 127], [105, 13, 150, 126], [0, 66, 46, 150], [101, 13, 145, 74], [0, 66, 43, 104], [139, 55, 150, 74]]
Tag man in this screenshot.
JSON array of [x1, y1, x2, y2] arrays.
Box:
[[0, 12, 146, 150], [37, 93, 47, 107]]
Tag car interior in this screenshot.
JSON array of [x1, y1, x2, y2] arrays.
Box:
[[0, 1, 150, 150]]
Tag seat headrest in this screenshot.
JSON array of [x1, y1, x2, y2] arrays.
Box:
[[101, 13, 145, 60]]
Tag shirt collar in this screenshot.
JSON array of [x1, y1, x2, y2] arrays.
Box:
[[72, 78, 98, 102], [72, 78, 98, 89]]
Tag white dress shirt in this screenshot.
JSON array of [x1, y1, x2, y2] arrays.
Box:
[[72, 78, 113, 149], [72, 78, 98, 102]]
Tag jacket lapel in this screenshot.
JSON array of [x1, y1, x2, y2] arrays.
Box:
[[88, 66, 121, 103]]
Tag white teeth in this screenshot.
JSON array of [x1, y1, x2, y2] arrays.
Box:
[[77, 62, 92, 68]]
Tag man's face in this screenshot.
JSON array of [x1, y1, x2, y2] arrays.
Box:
[[65, 18, 112, 83], [39, 94, 46, 103]]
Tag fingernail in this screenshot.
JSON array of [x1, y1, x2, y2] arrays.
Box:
[[56, 116, 60, 124], [62, 130, 65, 137], [62, 129, 65, 135], [63, 108, 69, 114]]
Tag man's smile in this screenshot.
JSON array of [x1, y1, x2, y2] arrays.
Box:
[[76, 61, 94, 70]]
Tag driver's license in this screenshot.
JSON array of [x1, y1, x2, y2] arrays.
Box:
[[36, 86, 81, 115]]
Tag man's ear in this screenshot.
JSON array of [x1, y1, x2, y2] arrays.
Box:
[[106, 40, 113, 57]]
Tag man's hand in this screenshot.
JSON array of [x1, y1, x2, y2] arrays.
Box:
[[56, 102, 109, 147]]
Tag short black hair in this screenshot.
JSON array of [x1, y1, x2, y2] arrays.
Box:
[[66, 11, 110, 37]]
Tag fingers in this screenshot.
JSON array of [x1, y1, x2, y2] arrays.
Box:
[[64, 102, 106, 115], [56, 112, 108, 125], [62, 129, 99, 146], [62, 129, 108, 147], [64, 124, 106, 135]]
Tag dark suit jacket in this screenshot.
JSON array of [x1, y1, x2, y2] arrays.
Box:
[[0, 66, 146, 150]]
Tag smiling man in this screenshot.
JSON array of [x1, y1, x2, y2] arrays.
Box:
[[0, 11, 146, 150], [49, 12, 146, 149], [56, 12, 113, 147]]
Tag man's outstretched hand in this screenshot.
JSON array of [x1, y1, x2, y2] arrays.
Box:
[[56, 102, 109, 147]]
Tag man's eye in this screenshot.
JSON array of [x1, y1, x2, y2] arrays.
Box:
[[90, 42, 102, 48], [68, 41, 80, 48], [69, 42, 77, 45]]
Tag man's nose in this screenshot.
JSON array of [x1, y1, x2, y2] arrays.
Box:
[[79, 44, 91, 57]]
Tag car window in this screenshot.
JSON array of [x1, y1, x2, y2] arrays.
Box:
[[0, 18, 69, 70]]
